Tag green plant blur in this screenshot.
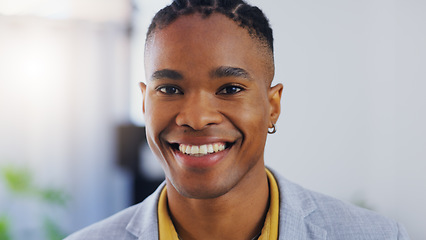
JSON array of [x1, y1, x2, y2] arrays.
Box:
[[0, 165, 69, 240]]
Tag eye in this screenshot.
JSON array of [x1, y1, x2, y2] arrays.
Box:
[[217, 85, 245, 95], [157, 85, 183, 95]]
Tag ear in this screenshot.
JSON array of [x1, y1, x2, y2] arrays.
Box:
[[139, 82, 147, 114], [268, 83, 283, 127]]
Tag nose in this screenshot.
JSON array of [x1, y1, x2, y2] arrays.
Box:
[[175, 92, 222, 130]]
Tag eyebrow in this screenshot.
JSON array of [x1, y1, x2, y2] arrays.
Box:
[[150, 66, 252, 81], [150, 69, 183, 81], [210, 66, 252, 80]]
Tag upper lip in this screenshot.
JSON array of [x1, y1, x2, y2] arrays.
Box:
[[162, 126, 242, 148], [167, 136, 234, 146], [164, 128, 240, 145]]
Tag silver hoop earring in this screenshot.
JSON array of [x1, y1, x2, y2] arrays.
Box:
[[268, 123, 276, 134]]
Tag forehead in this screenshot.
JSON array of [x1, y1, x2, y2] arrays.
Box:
[[147, 13, 250, 49], [144, 13, 273, 82]]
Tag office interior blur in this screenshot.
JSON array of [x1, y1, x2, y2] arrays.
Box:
[[0, 0, 425, 239]]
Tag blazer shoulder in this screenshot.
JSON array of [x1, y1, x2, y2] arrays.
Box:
[[307, 190, 410, 239], [270, 170, 410, 240], [64, 204, 140, 240], [65, 182, 165, 240]]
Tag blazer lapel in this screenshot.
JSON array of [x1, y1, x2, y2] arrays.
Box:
[[270, 169, 327, 240], [278, 204, 327, 240], [126, 182, 166, 240]]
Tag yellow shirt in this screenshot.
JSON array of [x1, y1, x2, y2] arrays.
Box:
[[158, 169, 280, 240]]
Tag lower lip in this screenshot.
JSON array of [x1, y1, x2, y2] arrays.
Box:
[[172, 147, 231, 169]]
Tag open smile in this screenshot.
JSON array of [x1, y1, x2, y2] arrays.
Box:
[[170, 142, 234, 157], [168, 141, 235, 169]]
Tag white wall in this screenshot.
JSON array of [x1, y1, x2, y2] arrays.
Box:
[[257, 0, 426, 239]]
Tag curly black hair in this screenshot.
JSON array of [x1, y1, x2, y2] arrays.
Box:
[[146, 0, 274, 54]]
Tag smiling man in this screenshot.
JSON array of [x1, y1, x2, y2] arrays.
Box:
[[66, 0, 410, 239]]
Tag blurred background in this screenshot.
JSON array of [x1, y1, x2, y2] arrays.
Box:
[[0, 0, 425, 239]]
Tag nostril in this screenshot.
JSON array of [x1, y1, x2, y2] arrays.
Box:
[[175, 110, 223, 130]]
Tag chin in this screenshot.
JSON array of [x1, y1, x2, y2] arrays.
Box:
[[177, 186, 232, 200], [170, 176, 236, 200]]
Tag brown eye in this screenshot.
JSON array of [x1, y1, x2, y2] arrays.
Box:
[[158, 86, 183, 95], [218, 85, 244, 95]]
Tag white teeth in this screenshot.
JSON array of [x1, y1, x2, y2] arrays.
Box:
[[185, 145, 191, 154], [207, 144, 214, 153], [219, 144, 225, 151], [199, 145, 207, 154], [190, 145, 199, 155], [178, 143, 227, 156], [213, 144, 219, 152]]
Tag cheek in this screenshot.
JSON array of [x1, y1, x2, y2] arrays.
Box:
[[229, 93, 269, 127], [144, 94, 174, 130], [144, 97, 170, 151], [221, 93, 270, 147], [144, 100, 174, 172]]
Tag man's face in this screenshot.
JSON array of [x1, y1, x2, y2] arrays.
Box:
[[141, 13, 281, 199]]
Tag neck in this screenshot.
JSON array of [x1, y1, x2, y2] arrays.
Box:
[[167, 163, 269, 240]]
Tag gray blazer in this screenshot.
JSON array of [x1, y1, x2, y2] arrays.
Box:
[[65, 170, 410, 239]]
